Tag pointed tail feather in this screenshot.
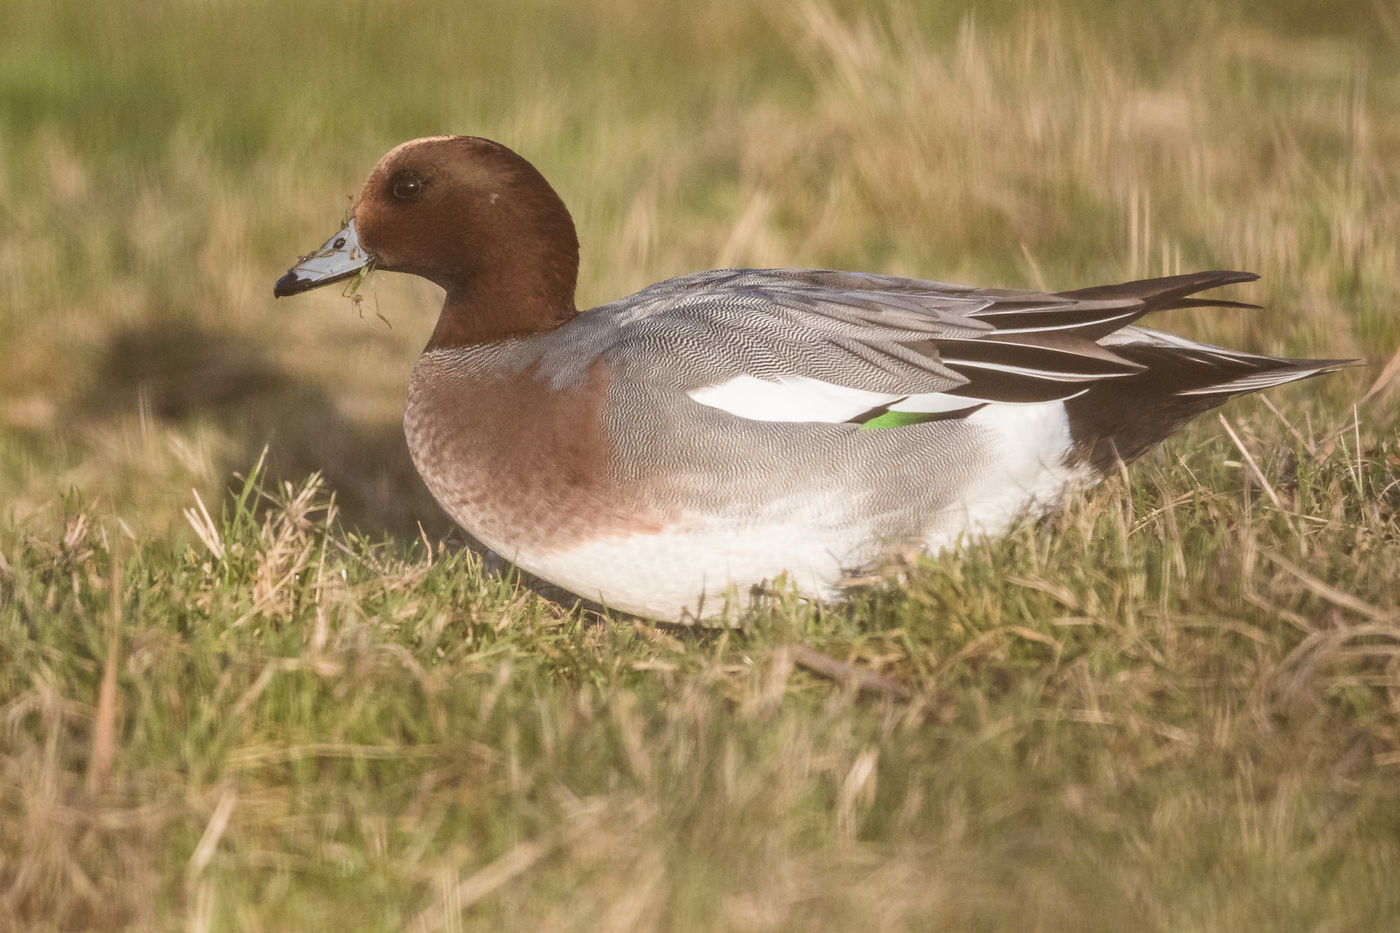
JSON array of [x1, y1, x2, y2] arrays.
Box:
[[1064, 341, 1357, 472], [1175, 357, 1357, 396]]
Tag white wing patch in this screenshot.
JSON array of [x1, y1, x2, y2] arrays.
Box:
[[689, 375, 896, 423], [688, 374, 985, 423]]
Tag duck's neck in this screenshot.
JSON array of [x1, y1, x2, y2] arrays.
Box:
[[428, 274, 576, 349], [425, 203, 580, 350]]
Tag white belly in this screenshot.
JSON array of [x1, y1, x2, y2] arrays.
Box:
[[481, 491, 860, 623]]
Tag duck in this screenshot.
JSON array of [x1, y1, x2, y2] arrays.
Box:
[[274, 135, 1348, 622]]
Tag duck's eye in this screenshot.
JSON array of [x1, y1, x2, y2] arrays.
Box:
[[391, 171, 425, 201]]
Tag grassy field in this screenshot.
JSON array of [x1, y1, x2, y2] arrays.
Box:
[[3, 0, 1400, 929]]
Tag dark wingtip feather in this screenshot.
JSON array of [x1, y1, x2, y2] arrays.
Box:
[[1055, 270, 1259, 305], [1168, 298, 1263, 312], [970, 271, 1267, 342]]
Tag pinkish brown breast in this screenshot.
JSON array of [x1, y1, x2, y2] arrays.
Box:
[[404, 349, 669, 557]]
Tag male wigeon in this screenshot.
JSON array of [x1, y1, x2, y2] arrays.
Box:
[[275, 136, 1348, 622]]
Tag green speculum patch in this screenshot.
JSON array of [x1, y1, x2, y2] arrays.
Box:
[[856, 410, 940, 430]]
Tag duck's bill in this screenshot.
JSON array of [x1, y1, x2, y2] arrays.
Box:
[[273, 219, 372, 297]]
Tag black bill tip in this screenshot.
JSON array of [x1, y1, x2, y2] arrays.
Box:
[[273, 270, 306, 298], [273, 265, 363, 299]]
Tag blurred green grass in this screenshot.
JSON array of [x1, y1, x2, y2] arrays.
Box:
[[3, 0, 1396, 539], [2, 0, 1399, 929]]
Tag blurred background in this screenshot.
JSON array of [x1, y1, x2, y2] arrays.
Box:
[[2, 0, 1396, 543]]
